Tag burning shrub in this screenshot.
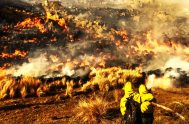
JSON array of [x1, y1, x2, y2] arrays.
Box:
[[73, 97, 111, 123]]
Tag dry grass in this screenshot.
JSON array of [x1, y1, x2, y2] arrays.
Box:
[[113, 89, 124, 103], [0, 67, 141, 99], [0, 73, 76, 99], [65, 80, 74, 97], [73, 97, 112, 123], [81, 67, 141, 92], [0, 76, 67, 99], [0, 77, 68, 99], [0, 76, 41, 99], [154, 102, 189, 124]]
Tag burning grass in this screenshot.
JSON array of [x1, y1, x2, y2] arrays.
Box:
[[15, 17, 47, 33], [0, 50, 28, 58]]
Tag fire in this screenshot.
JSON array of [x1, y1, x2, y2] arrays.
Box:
[[46, 11, 68, 32], [131, 32, 189, 57], [0, 2, 189, 101], [73, 17, 107, 39], [0, 50, 28, 58], [0, 68, 6, 79], [15, 17, 47, 33], [24, 38, 38, 43], [14, 10, 68, 34], [113, 29, 128, 43]]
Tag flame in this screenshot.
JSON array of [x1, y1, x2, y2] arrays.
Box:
[[15, 17, 47, 33], [113, 29, 128, 43], [49, 55, 59, 63], [24, 38, 38, 43], [46, 11, 68, 32], [130, 32, 189, 58], [0, 68, 6, 80], [0, 50, 28, 58]]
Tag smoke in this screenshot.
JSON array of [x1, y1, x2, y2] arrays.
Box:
[[7, 40, 120, 77], [125, 0, 189, 39], [8, 52, 76, 77], [124, 1, 189, 89], [164, 57, 189, 72], [146, 57, 189, 89], [9, 54, 49, 77], [146, 74, 174, 90]]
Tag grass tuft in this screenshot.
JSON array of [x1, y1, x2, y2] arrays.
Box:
[[74, 97, 112, 123]]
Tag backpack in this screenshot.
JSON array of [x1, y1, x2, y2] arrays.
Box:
[[124, 96, 142, 124]]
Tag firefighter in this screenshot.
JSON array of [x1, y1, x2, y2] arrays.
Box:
[[120, 72, 155, 124]]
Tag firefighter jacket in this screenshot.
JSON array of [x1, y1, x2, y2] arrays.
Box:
[[120, 82, 154, 116]]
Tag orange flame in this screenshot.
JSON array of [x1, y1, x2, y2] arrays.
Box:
[[131, 32, 189, 57], [46, 12, 68, 32], [24, 38, 38, 43], [113, 29, 128, 43], [0, 50, 28, 58], [15, 17, 47, 33]]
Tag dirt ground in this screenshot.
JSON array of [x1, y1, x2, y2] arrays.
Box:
[[0, 87, 188, 124]]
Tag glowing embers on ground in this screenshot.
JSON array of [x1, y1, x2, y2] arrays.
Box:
[[23, 38, 38, 43], [0, 50, 28, 58], [15, 17, 47, 33]]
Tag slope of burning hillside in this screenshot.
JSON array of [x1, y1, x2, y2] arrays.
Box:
[[0, 0, 189, 123]]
